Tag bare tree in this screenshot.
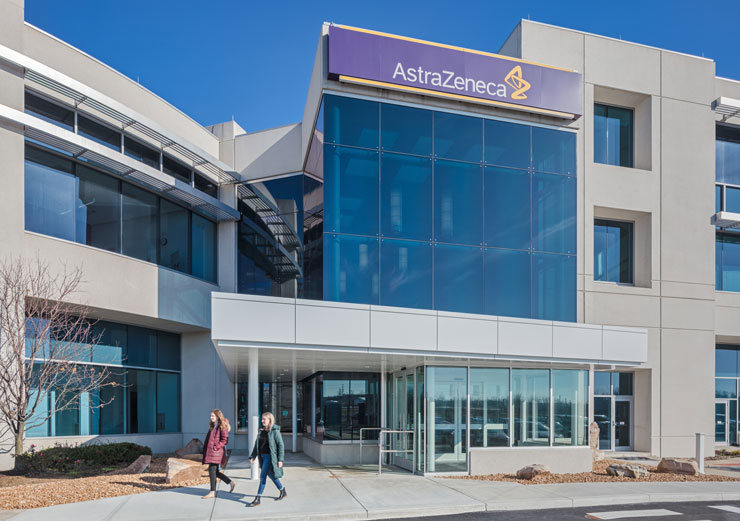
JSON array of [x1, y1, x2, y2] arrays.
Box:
[[0, 256, 117, 468]]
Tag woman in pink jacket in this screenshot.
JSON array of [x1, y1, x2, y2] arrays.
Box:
[[201, 409, 234, 499]]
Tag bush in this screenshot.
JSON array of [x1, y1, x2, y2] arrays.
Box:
[[16, 442, 152, 474]]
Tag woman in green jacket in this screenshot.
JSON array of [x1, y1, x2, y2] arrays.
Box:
[[248, 412, 286, 507]]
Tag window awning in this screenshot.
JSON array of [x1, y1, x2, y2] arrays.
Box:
[[0, 104, 240, 222], [713, 96, 740, 122], [712, 211, 740, 229]]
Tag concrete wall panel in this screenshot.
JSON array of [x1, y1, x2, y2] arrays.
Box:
[[370, 307, 437, 351], [552, 322, 602, 360], [437, 313, 497, 355], [296, 300, 370, 348], [212, 294, 296, 344], [498, 318, 552, 358]]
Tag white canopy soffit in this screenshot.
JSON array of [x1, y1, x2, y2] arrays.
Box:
[[211, 293, 648, 381]]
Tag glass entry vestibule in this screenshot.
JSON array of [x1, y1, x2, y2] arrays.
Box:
[[388, 365, 589, 474], [593, 372, 634, 451]]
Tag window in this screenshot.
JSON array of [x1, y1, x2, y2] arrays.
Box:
[[380, 239, 432, 309], [512, 369, 550, 446], [76, 165, 121, 253], [26, 320, 181, 437], [192, 215, 216, 283], [24, 146, 76, 242], [594, 219, 634, 284], [124, 136, 160, 170], [77, 114, 121, 151], [324, 234, 379, 305], [122, 184, 158, 263], [324, 146, 379, 236], [470, 368, 509, 447], [162, 154, 192, 184], [552, 370, 588, 446], [194, 173, 218, 198], [314, 373, 379, 442], [716, 232, 740, 292], [594, 104, 634, 167], [25, 91, 74, 131], [717, 125, 740, 185]]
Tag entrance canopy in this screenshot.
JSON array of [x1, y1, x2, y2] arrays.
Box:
[[211, 293, 647, 381]]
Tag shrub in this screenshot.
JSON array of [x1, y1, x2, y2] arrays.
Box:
[[16, 442, 151, 474]]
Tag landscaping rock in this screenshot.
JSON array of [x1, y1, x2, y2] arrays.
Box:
[[120, 455, 151, 474], [589, 422, 600, 451], [606, 463, 648, 478], [516, 464, 550, 480], [165, 457, 205, 484], [657, 458, 699, 476], [175, 438, 203, 458]]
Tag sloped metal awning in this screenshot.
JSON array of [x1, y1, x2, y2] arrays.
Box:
[[237, 183, 301, 251], [713, 96, 740, 122], [0, 42, 240, 185], [712, 211, 740, 229], [0, 104, 239, 222]]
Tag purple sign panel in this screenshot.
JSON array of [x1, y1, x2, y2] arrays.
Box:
[[328, 25, 583, 118]]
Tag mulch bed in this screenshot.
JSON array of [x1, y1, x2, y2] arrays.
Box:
[[450, 459, 740, 485], [0, 456, 209, 510]]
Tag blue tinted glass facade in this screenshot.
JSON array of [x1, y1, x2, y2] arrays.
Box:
[[321, 94, 577, 321]]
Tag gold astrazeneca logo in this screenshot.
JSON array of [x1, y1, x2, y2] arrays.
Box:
[[504, 65, 531, 100]]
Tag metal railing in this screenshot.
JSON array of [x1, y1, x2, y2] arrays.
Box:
[[359, 428, 415, 475]]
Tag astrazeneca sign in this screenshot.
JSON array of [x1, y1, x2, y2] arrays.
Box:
[[328, 25, 583, 119]]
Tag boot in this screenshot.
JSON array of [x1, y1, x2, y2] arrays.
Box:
[[248, 497, 260, 507], [276, 487, 287, 501]]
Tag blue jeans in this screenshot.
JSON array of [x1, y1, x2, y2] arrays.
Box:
[[257, 454, 283, 495]]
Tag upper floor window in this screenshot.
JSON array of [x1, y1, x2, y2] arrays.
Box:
[[717, 125, 740, 185], [594, 219, 634, 284], [25, 91, 74, 131], [594, 104, 634, 168], [24, 143, 217, 283]]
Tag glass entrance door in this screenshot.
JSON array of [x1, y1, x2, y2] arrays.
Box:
[[717, 400, 729, 445], [391, 371, 415, 471], [426, 367, 467, 473], [614, 397, 632, 450]]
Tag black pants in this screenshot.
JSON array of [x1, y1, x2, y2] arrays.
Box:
[[208, 463, 231, 491]]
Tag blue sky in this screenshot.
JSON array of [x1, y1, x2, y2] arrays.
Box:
[[25, 0, 739, 133]]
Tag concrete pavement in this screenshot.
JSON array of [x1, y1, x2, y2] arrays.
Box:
[[5, 453, 740, 521]]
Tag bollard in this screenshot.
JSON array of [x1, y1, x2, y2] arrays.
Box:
[[695, 432, 705, 474]]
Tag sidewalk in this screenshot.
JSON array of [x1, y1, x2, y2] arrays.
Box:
[[5, 453, 740, 521]]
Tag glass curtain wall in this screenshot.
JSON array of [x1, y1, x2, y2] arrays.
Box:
[[715, 125, 740, 292], [24, 144, 217, 282], [26, 320, 181, 437], [320, 94, 576, 321]]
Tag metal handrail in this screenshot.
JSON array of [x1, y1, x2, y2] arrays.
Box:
[[358, 427, 382, 466], [378, 429, 415, 476]]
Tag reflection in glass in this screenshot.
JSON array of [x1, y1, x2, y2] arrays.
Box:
[[594, 396, 612, 450], [594, 104, 634, 167], [124, 136, 160, 170], [24, 147, 76, 242], [192, 214, 216, 282], [717, 185, 723, 213], [594, 372, 611, 395], [127, 369, 156, 434], [160, 200, 190, 274], [76, 165, 121, 253], [512, 369, 550, 446], [434, 160, 482, 245], [127, 326, 157, 368], [484, 119, 530, 169], [716, 345, 739, 378], [78, 114, 121, 151], [615, 399, 631, 448], [613, 373, 633, 396], [91, 321, 126, 365], [717, 233, 740, 292], [594, 220, 633, 284], [533, 173, 576, 254], [324, 234, 379, 305], [484, 167, 530, 249], [162, 155, 191, 184], [380, 239, 432, 309], [381, 103, 432, 156], [91, 372, 124, 435], [470, 368, 509, 447], [157, 331, 181, 371], [426, 367, 467, 472], [122, 184, 158, 263], [324, 95, 379, 149], [324, 145, 379, 236], [434, 244, 483, 314], [532, 127, 576, 174], [727, 187, 740, 214], [716, 125, 740, 185], [434, 111, 482, 162], [157, 372, 179, 432], [716, 379, 738, 399], [532, 253, 576, 322], [484, 248, 530, 318], [381, 153, 432, 240], [25, 92, 75, 130], [552, 370, 588, 446]]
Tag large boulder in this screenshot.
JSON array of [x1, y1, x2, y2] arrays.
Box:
[[175, 438, 204, 458], [516, 464, 550, 480], [121, 455, 151, 474], [166, 457, 205, 484], [606, 463, 649, 478], [657, 458, 699, 476]]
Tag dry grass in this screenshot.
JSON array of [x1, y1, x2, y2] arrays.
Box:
[[451, 459, 740, 485], [0, 456, 209, 510]]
